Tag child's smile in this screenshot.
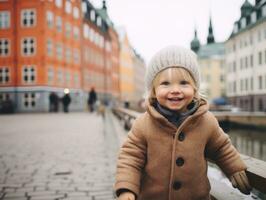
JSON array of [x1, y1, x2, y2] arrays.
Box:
[[154, 68, 195, 112]]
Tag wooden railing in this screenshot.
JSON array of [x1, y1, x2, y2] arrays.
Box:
[[112, 107, 266, 200]]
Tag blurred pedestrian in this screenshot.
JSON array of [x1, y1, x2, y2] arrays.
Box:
[[49, 92, 59, 112], [88, 87, 97, 112], [62, 93, 71, 113], [124, 101, 130, 109]]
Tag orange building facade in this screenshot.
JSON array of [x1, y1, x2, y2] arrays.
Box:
[[0, 0, 121, 112]]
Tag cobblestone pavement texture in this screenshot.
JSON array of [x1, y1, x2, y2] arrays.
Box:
[[0, 111, 120, 200]]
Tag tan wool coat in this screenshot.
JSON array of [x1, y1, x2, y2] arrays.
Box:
[[115, 99, 247, 200]]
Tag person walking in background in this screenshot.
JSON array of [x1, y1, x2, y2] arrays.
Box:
[[62, 92, 71, 113], [124, 100, 130, 109], [49, 92, 59, 112], [88, 87, 97, 112], [115, 46, 251, 200]]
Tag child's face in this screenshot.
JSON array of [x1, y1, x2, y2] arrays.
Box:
[[153, 68, 195, 112]]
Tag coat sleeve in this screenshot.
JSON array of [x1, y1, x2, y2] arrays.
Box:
[[114, 118, 147, 197], [205, 114, 247, 177]]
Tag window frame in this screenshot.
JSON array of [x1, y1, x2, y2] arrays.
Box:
[[21, 37, 36, 56], [21, 9, 36, 28], [0, 66, 10, 84], [0, 38, 10, 56], [0, 11, 10, 29], [22, 65, 36, 84]]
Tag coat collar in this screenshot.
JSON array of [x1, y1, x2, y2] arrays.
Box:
[[146, 98, 209, 133]]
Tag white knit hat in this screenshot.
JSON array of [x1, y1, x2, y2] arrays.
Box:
[[145, 45, 200, 92]]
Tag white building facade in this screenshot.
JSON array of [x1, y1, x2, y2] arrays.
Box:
[[225, 0, 266, 111]]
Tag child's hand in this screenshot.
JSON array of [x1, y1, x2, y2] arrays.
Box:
[[230, 170, 252, 195], [117, 191, 135, 200]]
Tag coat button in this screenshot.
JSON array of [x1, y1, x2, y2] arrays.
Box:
[[173, 181, 182, 190], [178, 132, 185, 141], [176, 157, 184, 166]]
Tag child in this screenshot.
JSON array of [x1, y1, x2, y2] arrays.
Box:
[[114, 46, 252, 200]]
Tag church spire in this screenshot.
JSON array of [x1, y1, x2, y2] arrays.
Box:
[[190, 27, 200, 53], [207, 17, 215, 44], [102, 0, 107, 10]]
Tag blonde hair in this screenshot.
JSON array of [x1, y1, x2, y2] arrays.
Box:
[[148, 67, 200, 100]]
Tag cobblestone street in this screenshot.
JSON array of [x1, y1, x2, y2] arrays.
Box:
[[0, 112, 120, 200]]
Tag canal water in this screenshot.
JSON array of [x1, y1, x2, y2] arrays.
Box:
[[228, 128, 266, 161], [212, 127, 266, 199]]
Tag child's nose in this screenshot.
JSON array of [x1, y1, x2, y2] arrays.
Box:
[[170, 85, 181, 93]]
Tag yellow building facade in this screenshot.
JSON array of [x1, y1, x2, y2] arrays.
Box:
[[117, 28, 134, 103]]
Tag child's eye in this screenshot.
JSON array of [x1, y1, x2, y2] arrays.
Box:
[[180, 80, 189, 85], [160, 81, 170, 85]]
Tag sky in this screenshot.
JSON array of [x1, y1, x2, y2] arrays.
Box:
[[90, 0, 254, 63]]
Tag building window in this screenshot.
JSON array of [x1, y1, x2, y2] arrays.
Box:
[[250, 55, 253, 67], [90, 10, 95, 21], [0, 67, 9, 84], [83, 24, 89, 39], [233, 61, 236, 72], [57, 68, 63, 85], [65, 22, 71, 38], [23, 93, 36, 108], [22, 38, 35, 56], [96, 16, 102, 27], [74, 73, 79, 87], [46, 11, 53, 28], [265, 75, 266, 89], [245, 56, 248, 68], [0, 93, 10, 102], [259, 51, 262, 65], [233, 81, 237, 93], [0, 11, 10, 29], [65, 1, 72, 14], [47, 67, 54, 85], [23, 66, 36, 84], [55, 0, 62, 8], [265, 50, 266, 64], [73, 49, 80, 64], [46, 39, 53, 56], [240, 58, 243, 69], [241, 18, 246, 29], [73, 7, 79, 19], [55, 16, 62, 32], [245, 78, 248, 91], [0, 39, 9, 56], [82, 2, 87, 13], [251, 12, 256, 23], [21, 9, 36, 27], [65, 47, 71, 63], [56, 43, 63, 60], [73, 26, 79, 40], [65, 70, 71, 86], [233, 23, 238, 33], [89, 28, 94, 42], [262, 5, 266, 17], [258, 99, 263, 111], [258, 75, 263, 90], [250, 77, 253, 90]]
